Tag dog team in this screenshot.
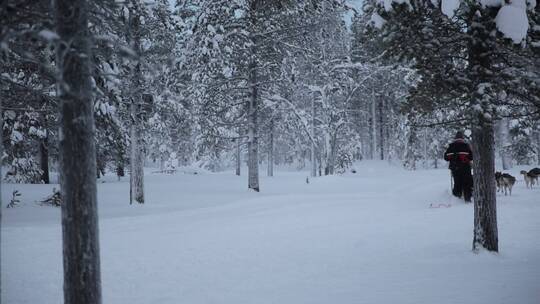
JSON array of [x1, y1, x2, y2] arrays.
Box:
[[495, 168, 540, 196]]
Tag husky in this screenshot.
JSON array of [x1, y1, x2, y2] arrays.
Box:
[[495, 172, 516, 195], [495, 171, 504, 192], [520, 170, 537, 189], [529, 168, 540, 186]]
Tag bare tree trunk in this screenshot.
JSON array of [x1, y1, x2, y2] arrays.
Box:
[[129, 9, 144, 204], [498, 118, 512, 170], [371, 89, 377, 160], [471, 120, 498, 252], [40, 129, 50, 184], [247, 76, 259, 191], [0, 57, 3, 303], [469, 9, 498, 252], [130, 101, 144, 203], [422, 128, 428, 169], [379, 97, 384, 160], [404, 126, 417, 170], [318, 154, 323, 176], [55, 0, 102, 302], [268, 119, 274, 177], [535, 125, 540, 166], [328, 133, 337, 175], [537, 132, 540, 166], [235, 129, 241, 176], [311, 98, 317, 177]]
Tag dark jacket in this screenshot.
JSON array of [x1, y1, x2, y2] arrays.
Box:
[[444, 139, 473, 170]]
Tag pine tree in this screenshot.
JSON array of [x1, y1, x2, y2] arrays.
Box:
[[55, 0, 102, 302]]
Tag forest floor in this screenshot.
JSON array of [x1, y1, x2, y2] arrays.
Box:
[[2, 161, 540, 304]]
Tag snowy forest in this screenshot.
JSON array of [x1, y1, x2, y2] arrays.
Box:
[[1, 0, 540, 303]]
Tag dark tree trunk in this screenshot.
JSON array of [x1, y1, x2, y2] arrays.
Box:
[[129, 9, 144, 204], [0, 62, 3, 302], [96, 149, 104, 179], [55, 0, 102, 302], [236, 140, 241, 176], [236, 126, 241, 176], [311, 98, 317, 177], [247, 59, 259, 191], [247, 1, 260, 192], [379, 97, 384, 160], [267, 119, 274, 177], [471, 120, 498, 252], [326, 133, 337, 175], [536, 128, 540, 165], [370, 89, 376, 160], [469, 6, 498, 252], [40, 131, 50, 184]]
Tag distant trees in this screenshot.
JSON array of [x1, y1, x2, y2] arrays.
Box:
[[2, 0, 537, 196], [182, 0, 370, 189]]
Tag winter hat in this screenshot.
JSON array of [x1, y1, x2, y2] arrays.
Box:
[[455, 131, 464, 139]]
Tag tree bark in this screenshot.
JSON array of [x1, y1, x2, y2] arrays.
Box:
[[310, 97, 317, 177], [0, 55, 3, 303], [247, 65, 259, 191], [535, 126, 540, 165], [469, 7, 498, 252], [235, 130, 241, 176], [422, 128, 428, 169], [471, 120, 498, 252], [55, 0, 102, 302], [371, 89, 377, 160], [129, 9, 144, 204], [40, 129, 50, 184], [247, 0, 260, 192], [326, 132, 337, 175], [267, 119, 274, 177], [498, 118, 512, 170], [379, 96, 384, 160]]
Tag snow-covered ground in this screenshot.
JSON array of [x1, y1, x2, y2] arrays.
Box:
[[2, 161, 540, 304]]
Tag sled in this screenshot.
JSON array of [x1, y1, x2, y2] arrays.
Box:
[[429, 203, 452, 208]]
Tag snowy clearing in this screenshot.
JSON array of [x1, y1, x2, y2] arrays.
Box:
[[2, 161, 540, 304]]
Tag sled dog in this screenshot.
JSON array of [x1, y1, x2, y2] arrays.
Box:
[[495, 172, 516, 196], [520, 170, 538, 189]]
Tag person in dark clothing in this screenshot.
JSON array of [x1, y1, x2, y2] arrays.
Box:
[[444, 131, 473, 202]]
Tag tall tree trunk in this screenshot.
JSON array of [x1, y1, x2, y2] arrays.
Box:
[[247, 69, 259, 191], [55, 0, 102, 302], [246, 0, 260, 192], [498, 118, 512, 170], [471, 120, 498, 252], [535, 126, 540, 165], [0, 57, 3, 303], [235, 128, 241, 176], [268, 119, 274, 177], [422, 128, 428, 169], [311, 98, 317, 177], [379, 97, 384, 160], [469, 7, 498, 252], [129, 9, 144, 204], [404, 124, 418, 170], [371, 89, 377, 160], [537, 132, 540, 166], [328, 133, 337, 175], [40, 128, 50, 184]]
